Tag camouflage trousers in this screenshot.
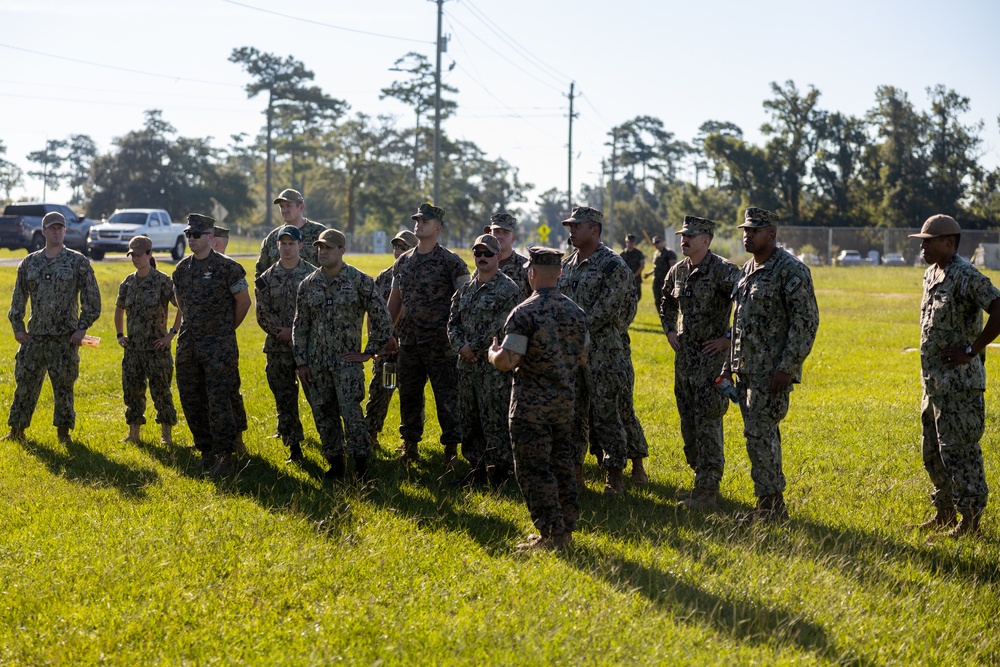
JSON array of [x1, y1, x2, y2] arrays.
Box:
[[175, 337, 241, 458], [737, 379, 790, 497], [573, 346, 629, 470], [511, 417, 578, 538], [675, 368, 729, 490], [921, 390, 989, 512], [122, 346, 177, 426], [622, 351, 648, 460], [308, 363, 370, 460], [265, 347, 305, 447], [458, 361, 513, 471], [397, 340, 461, 446], [364, 353, 397, 437], [8, 334, 79, 430]]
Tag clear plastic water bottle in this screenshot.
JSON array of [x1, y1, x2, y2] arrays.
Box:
[[382, 362, 397, 390], [715, 376, 739, 403]]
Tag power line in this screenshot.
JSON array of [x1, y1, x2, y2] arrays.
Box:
[[0, 79, 240, 102], [220, 0, 431, 44], [578, 92, 616, 128], [0, 91, 255, 114]]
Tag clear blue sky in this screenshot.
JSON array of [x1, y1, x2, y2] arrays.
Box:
[[2, 0, 998, 211]]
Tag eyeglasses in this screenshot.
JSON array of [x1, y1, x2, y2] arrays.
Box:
[[473, 250, 495, 258], [184, 231, 205, 239]]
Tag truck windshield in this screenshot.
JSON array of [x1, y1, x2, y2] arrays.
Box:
[[3, 205, 48, 217], [107, 212, 148, 225]]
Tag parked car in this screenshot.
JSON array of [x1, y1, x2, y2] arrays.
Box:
[[835, 250, 864, 266], [797, 252, 821, 266], [882, 252, 907, 267], [88, 208, 188, 260], [0, 202, 95, 254]]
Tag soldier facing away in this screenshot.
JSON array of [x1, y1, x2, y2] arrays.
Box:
[[255, 188, 327, 279], [484, 212, 531, 302]]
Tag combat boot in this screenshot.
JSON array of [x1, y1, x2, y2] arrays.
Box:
[[443, 443, 459, 472], [57, 426, 72, 444], [397, 441, 419, 464], [575, 463, 586, 489], [678, 487, 719, 511], [207, 452, 234, 477], [910, 505, 957, 531], [368, 430, 381, 451], [353, 454, 369, 481], [325, 454, 346, 481], [286, 442, 303, 464], [2, 428, 26, 442], [946, 509, 983, 538], [604, 467, 625, 495], [122, 423, 141, 443], [160, 424, 173, 446], [737, 493, 789, 525], [631, 457, 648, 485], [233, 433, 248, 457]]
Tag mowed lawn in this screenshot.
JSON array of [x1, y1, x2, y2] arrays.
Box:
[[1, 253, 998, 666]]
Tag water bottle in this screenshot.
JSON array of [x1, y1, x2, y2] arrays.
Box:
[[81, 335, 101, 348], [382, 362, 397, 390], [715, 376, 739, 403]]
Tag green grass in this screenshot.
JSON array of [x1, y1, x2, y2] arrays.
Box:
[[1, 259, 999, 665]]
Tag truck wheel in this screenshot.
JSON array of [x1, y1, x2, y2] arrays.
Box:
[[171, 236, 186, 261], [90, 249, 105, 261], [28, 233, 44, 253]]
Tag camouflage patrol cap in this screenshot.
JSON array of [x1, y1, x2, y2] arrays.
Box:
[[313, 228, 347, 248], [738, 207, 780, 228], [561, 206, 603, 226], [277, 224, 303, 242], [908, 214, 961, 238], [127, 235, 153, 256], [411, 202, 445, 222], [472, 234, 501, 255], [677, 216, 717, 236], [213, 225, 230, 239], [524, 246, 563, 267], [485, 212, 517, 233], [185, 213, 216, 233], [391, 229, 418, 249], [273, 188, 305, 205], [42, 211, 66, 228]]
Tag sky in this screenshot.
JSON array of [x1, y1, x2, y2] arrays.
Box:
[[2, 0, 999, 212]]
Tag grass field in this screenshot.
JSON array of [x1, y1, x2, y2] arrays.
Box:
[[1, 254, 998, 665]]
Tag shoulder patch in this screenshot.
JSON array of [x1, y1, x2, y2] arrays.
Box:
[[785, 275, 802, 294], [602, 261, 618, 276]]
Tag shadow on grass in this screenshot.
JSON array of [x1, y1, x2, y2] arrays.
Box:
[[20, 436, 159, 499]]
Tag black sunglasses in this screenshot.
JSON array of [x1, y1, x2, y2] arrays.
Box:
[[184, 230, 206, 239], [473, 250, 495, 258]]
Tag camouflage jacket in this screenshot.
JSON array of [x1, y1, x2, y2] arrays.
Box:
[[448, 272, 521, 364], [255, 259, 317, 353], [652, 247, 677, 282], [392, 243, 470, 345], [501, 287, 589, 424], [920, 254, 1000, 395], [293, 264, 392, 371], [374, 266, 394, 302], [727, 247, 819, 383], [116, 269, 176, 349], [9, 248, 101, 336], [660, 250, 738, 372], [558, 243, 635, 351], [172, 250, 248, 343], [255, 219, 327, 279], [499, 251, 532, 302]]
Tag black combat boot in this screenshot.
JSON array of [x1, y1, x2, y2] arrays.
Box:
[[325, 454, 345, 481]]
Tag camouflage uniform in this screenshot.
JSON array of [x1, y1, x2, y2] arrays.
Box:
[[918, 254, 999, 514], [364, 266, 397, 438], [293, 264, 392, 460], [7, 248, 101, 430], [558, 243, 636, 470], [255, 258, 317, 448], [502, 286, 589, 539], [727, 247, 819, 497], [448, 271, 521, 472], [660, 250, 738, 490], [255, 219, 327, 279], [392, 244, 470, 447], [620, 247, 645, 302], [498, 251, 532, 302], [173, 250, 248, 459], [651, 246, 677, 308], [116, 269, 178, 426]]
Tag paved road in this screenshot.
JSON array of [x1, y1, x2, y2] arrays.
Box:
[[0, 253, 257, 267]]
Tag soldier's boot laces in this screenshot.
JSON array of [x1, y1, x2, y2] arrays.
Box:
[[397, 441, 419, 464], [57, 426, 73, 445], [160, 424, 173, 446], [604, 467, 626, 496], [946, 509, 983, 538], [631, 457, 648, 485], [2, 428, 26, 442], [122, 423, 141, 444], [910, 505, 958, 531], [325, 454, 346, 481], [679, 487, 719, 511]]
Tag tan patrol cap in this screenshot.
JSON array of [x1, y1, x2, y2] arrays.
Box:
[[908, 214, 961, 238]]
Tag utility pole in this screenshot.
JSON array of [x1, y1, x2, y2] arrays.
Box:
[[432, 0, 445, 205], [566, 82, 577, 214]]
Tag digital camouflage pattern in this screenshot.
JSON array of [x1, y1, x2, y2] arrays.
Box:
[[116, 269, 176, 348], [7, 248, 101, 430], [620, 332, 649, 461], [498, 251, 532, 302], [737, 383, 790, 497], [365, 266, 397, 437], [448, 271, 521, 470], [922, 391, 988, 512], [660, 250, 738, 490], [255, 219, 327, 279]]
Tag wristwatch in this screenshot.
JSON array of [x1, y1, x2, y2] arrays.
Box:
[[965, 344, 974, 356], [169, 327, 177, 335]]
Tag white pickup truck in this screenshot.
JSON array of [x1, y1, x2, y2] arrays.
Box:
[[88, 208, 188, 261]]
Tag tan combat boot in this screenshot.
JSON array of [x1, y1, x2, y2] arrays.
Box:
[[604, 467, 625, 495], [631, 457, 648, 485], [678, 487, 719, 511], [122, 423, 141, 443], [946, 509, 983, 538], [398, 440, 419, 464], [160, 424, 173, 446], [233, 432, 248, 457], [443, 442, 458, 472], [57, 426, 73, 444], [2, 428, 26, 442], [910, 505, 957, 531]]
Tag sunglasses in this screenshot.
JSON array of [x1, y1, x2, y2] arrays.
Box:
[[184, 230, 207, 239], [473, 250, 495, 258]]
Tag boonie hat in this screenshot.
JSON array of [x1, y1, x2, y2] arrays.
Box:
[[42, 211, 66, 228], [273, 189, 305, 205], [185, 213, 216, 233], [472, 234, 501, 255], [127, 236, 153, 255], [485, 212, 517, 234], [524, 246, 563, 268], [738, 207, 780, 229], [391, 229, 418, 249], [908, 214, 961, 239], [277, 225, 303, 242], [677, 216, 717, 236], [411, 202, 445, 222], [313, 228, 346, 248], [561, 206, 603, 226]]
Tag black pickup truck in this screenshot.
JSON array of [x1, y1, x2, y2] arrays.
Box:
[[0, 203, 94, 254]]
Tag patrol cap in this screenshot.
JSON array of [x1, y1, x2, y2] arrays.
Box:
[[472, 234, 501, 255], [391, 229, 418, 249], [213, 225, 230, 239], [677, 216, 717, 236], [313, 228, 347, 248], [411, 202, 445, 222], [909, 214, 961, 238], [127, 235, 152, 255], [561, 205, 603, 226], [273, 188, 304, 205], [277, 225, 303, 242], [485, 212, 517, 233], [738, 207, 780, 228], [524, 246, 563, 268], [42, 211, 66, 228], [185, 213, 216, 233]]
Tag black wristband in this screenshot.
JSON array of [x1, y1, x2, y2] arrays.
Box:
[[117, 332, 125, 339]]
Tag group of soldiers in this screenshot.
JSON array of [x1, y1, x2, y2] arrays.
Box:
[[3, 191, 996, 547]]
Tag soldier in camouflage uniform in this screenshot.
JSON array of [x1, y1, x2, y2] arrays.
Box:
[[365, 229, 418, 449], [448, 234, 521, 484], [255, 189, 327, 279], [5, 211, 101, 444], [294, 228, 393, 480], [387, 203, 470, 466], [212, 225, 231, 254], [114, 236, 182, 445], [659, 216, 738, 510], [723, 207, 819, 523], [620, 233, 645, 302], [255, 225, 317, 463], [645, 235, 677, 309], [484, 212, 531, 301], [173, 214, 251, 476], [909, 214, 1000, 537], [490, 247, 589, 551], [558, 206, 637, 494]]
